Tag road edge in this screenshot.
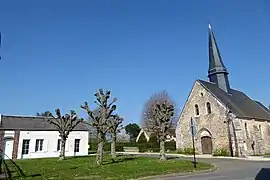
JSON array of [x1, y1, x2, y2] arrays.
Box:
[[134, 164, 218, 180]]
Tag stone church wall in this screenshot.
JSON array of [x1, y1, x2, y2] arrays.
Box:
[[238, 118, 270, 156], [176, 81, 230, 154], [175, 80, 270, 156]]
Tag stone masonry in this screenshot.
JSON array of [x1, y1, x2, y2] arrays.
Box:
[[176, 80, 270, 156]]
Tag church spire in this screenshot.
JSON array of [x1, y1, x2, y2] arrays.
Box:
[[208, 24, 231, 93]]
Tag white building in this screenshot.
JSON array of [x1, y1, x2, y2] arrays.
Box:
[[136, 128, 176, 142], [0, 115, 89, 160]]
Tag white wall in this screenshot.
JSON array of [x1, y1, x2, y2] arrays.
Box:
[[17, 130, 88, 159], [3, 131, 15, 159]]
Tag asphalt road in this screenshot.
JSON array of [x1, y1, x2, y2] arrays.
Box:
[[158, 157, 270, 180]]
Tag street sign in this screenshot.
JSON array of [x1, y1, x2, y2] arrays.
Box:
[[189, 118, 197, 137], [189, 117, 197, 169]]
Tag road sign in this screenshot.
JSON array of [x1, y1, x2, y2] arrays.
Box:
[[189, 117, 197, 137], [189, 117, 197, 169]]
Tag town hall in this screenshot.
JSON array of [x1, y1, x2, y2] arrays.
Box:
[[176, 24, 270, 157]]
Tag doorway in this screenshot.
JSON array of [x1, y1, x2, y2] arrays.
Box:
[[201, 136, 212, 154], [3, 138, 14, 159]]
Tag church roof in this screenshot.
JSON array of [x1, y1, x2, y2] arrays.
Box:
[[0, 115, 88, 131], [198, 80, 270, 121], [208, 24, 228, 76]]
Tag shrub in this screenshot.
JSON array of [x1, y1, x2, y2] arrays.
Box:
[[137, 134, 148, 152], [115, 144, 124, 152], [213, 148, 230, 156], [119, 142, 137, 147], [89, 142, 111, 152], [165, 141, 176, 151], [148, 135, 159, 152], [177, 147, 196, 155]]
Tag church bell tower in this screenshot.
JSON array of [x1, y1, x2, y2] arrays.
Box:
[[208, 24, 231, 93]]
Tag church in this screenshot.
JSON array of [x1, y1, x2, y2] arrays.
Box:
[[175, 25, 270, 157]]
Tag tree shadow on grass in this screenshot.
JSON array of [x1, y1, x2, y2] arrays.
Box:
[[166, 156, 180, 160], [12, 166, 79, 179], [103, 156, 137, 165]]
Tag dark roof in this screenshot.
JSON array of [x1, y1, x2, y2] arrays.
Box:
[[0, 115, 88, 131], [198, 80, 270, 121], [208, 24, 228, 76], [142, 128, 176, 137], [254, 101, 270, 113]]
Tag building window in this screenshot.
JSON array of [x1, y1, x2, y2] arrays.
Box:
[[57, 139, 61, 151], [259, 125, 263, 139], [74, 139, 80, 152], [35, 139, 44, 152], [195, 104, 199, 115], [22, 139, 30, 155], [245, 122, 249, 139], [206, 102, 211, 114]]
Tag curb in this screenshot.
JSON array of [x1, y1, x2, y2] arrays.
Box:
[[117, 152, 270, 161], [134, 165, 217, 180]]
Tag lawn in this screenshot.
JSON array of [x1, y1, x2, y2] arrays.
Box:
[[6, 155, 213, 180]]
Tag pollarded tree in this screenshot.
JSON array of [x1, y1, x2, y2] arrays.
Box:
[[108, 115, 124, 159], [47, 109, 83, 160], [81, 89, 117, 165], [142, 91, 176, 160]]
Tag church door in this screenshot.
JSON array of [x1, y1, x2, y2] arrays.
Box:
[[201, 136, 212, 154]]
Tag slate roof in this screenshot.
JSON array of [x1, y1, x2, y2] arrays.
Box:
[[198, 80, 270, 121], [0, 115, 88, 131], [142, 128, 176, 137]]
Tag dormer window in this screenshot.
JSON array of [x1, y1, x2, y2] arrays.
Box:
[[206, 102, 211, 114], [195, 104, 199, 116]]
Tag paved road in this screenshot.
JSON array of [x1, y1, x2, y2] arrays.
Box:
[[158, 157, 270, 180]]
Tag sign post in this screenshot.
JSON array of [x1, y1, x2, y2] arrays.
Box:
[[189, 117, 197, 169]]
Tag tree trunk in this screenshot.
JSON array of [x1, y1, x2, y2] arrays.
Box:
[[96, 132, 104, 165], [59, 138, 66, 160], [160, 139, 166, 160], [111, 134, 117, 159]]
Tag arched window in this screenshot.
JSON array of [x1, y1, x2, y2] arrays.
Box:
[[245, 122, 249, 139], [195, 104, 199, 116], [206, 102, 211, 114]]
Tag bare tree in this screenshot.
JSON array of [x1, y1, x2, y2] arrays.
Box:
[[81, 89, 117, 165], [108, 115, 124, 159], [47, 109, 83, 160], [86, 108, 102, 141], [142, 91, 176, 160]]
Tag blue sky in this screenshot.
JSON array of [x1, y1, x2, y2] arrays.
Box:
[[1, 0, 270, 125]]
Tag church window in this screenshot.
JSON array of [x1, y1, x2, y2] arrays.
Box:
[[200, 93, 204, 97], [245, 122, 249, 139], [206, 102, 211, 114], [195, 104, 199, 116], [259, 125, 263, 139]]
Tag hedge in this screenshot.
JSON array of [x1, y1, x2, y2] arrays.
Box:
[[88, 137, 176, 153], [136, 135, 176, 152]]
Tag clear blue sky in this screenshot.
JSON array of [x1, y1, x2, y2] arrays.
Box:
[[1, 0, 270, 125]]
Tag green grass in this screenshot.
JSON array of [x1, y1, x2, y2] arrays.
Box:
[[6, 155, 213, 180]]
